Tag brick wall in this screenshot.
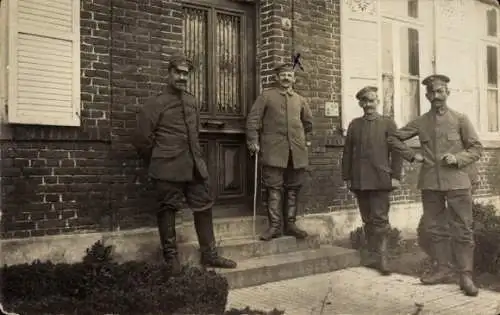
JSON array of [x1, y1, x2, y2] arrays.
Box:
[[1, 0, 499, 239]]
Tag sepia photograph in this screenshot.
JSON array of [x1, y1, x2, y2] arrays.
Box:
[[0, 0, 500, 314]]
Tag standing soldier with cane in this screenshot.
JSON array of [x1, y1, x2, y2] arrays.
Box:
[[341, 86, 403, 275], [132, 54, 237, 274], [246, 63, 313, 241], [387, 74, 483, 297]]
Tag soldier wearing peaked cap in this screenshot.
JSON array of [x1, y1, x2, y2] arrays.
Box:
[[246, 62, 313, 241], [132, 54, 237, 274], [387, 74, 483, 296], [342, 85, 403, 276]]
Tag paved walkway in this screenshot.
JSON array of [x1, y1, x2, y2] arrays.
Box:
[[227, 267, 500, 315]]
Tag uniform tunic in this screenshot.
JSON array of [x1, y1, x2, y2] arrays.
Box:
[[246, 88, 313, 169], [387, 108, 483, 191], [342, 113, 403, 191], [132, 86, 213, 212]]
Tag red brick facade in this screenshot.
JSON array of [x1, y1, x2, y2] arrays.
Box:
[[1, 0, 499, 239]]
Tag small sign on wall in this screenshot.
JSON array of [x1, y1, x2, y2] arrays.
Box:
[[325, 102, 339, 117]]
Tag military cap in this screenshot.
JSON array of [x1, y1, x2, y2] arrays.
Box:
[[273, 62, 295, 73], [422, 74, 450, 88], [168, 53, 193, 70], [355, 86, 378, 101]]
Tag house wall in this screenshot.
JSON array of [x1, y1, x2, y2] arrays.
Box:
[[1, 0, 500, 242]]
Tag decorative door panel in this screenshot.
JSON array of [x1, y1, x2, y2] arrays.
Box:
[[182, 0, 255, 210], [217, 140, 246, 199]]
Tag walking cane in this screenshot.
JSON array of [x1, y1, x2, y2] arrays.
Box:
[[252, 152, 259, 240]]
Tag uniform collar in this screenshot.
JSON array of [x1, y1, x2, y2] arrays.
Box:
[[278, 88, 295, 96], [431, 105, 449, 116], [363, 112, 380, 121]]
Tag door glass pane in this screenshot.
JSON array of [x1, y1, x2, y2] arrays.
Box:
[[215, 12, 242, 115], [487, 89, 499, 132], [183, 7, 209, 113]]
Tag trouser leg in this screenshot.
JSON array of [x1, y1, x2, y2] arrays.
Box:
[[186, 176, 237, 269], [420, 190, 455, 285], [370, 190, 391, 276], [447, 189, 478, 297], [283, 155, 308, 239], [154, 180, 185, 274], [260, 166, 285, 241]]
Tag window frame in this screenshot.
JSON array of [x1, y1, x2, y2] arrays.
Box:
[[379, 15, 425, 128], [477, 5, 500, 141]]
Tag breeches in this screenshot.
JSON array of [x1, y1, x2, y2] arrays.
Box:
[[421, 189, 474, 245], [354, 190, 391, 235]]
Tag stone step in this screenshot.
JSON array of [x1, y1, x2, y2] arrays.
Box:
[[178, 235, 321, 263], [213, 245, 361, 289], [178, 215, 269, 243]]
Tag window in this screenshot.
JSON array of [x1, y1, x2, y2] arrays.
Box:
[[400, 27, 420, 124], [381, 20, 421, 126], [183, 5, 245, 117], [3, 0, 81, 127], [408, 0, 418, 18], [487, 45, 498, 132], [480, 6, 499, 135], [487, 8, 498, 37]]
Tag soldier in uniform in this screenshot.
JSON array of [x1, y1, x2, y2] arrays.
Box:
[[132, 55, 237, 274], [387, 74, 483, 296], [246, 63, 313, 241], [341, 86, 403, 275]]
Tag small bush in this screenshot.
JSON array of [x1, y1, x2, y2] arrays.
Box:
[[473, 202, 500, 274], [350, 226, 404, 256], [2, 240, 228, 315]]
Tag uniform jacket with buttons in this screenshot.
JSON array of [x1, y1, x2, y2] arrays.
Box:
[[246, 88, 313, 169], [342, 113, 403, 191], [387, 107, 483, 191], [132, 86, 208, 182]]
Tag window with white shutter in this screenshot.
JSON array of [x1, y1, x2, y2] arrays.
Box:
[[6, 0, 80, 127]]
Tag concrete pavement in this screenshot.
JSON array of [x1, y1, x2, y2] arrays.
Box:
[[227, 267, 500, 315]]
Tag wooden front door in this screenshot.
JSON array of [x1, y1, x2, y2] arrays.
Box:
[[182, 0, 256, 216]]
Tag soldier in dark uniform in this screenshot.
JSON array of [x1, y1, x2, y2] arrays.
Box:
[[246, 63, 313, 241], [388, 74, 483, 297], [132, 55, 237, 274], [341, 86, 403, 275]]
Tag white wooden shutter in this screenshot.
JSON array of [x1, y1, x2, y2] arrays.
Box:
[[340, 0, 380, 130], [434, 0, 478, 121], [7, 0, 80, 126]]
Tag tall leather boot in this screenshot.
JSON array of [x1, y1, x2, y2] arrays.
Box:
[[260, 188, 283, 241], [193, 209, 237, 269], [375, 232, 391, 276], [157, 210, 182, 275], [420, 239, 455, 285], [361, 225, 377, 267], [283, 189, 308, 239], [455, 242, 479, 297]]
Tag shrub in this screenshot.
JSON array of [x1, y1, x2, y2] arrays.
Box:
[[2, 240, 229, 315], [473, 202, 500, 274], [350, 226, 404, 256]]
